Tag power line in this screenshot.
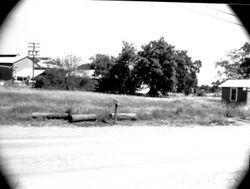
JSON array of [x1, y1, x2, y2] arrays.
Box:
[[203, 5, 238, 17], [178, 5, 244, 27]]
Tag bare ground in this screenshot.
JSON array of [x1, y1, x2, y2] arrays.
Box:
[[0, 123, 250, 189]]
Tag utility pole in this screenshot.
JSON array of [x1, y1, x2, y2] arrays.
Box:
[[28, 42, 39, 80]]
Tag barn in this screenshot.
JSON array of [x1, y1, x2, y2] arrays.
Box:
[[219, 79, 250, 105], [0, 55, 20, 80]]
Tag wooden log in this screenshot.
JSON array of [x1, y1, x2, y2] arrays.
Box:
[[69, 114, 97, 123], [32, 112, 69, 120], [114, 103, 118, 124], [110, 113, 137, 121]]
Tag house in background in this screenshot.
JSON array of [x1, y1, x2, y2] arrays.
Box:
[[74, 63, 97, 79], [219, 79, 250, 105], [13, 56, 55, 81], [0, 55, 56, 82], [72, 69, 96, 78]]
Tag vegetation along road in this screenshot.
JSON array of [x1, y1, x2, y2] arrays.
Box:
[[0, 124, 250, 189]]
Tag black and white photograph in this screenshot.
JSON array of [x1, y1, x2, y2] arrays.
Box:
[[0, 0, 250, 189]]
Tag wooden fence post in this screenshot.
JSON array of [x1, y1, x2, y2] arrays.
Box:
[[113, 98, 119, 124]]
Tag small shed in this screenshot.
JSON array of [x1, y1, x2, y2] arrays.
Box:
[[219, 79, 250, 105]]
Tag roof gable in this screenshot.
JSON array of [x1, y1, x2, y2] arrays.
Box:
[[13, 56, 40, 68], [219, 79, 250, 88], [13, 56, 56, 68]]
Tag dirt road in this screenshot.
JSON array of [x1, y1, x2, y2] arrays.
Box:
[[0, 124, 250, 189]]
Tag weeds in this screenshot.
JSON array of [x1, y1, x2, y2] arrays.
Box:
[[0, 87, 249, 126]]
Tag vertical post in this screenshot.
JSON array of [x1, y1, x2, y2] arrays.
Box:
[[28, 42, 39, 80], [113, 98, 119, 124], [114, 103, 118, 124], [11, 65, 14, 84], [32, 43, 35, 80]]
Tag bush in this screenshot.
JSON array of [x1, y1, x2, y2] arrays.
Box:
[[34, 68, 67, 89], [78, 78, 98, 91], [197, 90, 206, 97], [34, 68, 97, 91]]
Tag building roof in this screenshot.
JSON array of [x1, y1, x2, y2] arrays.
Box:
[[219, 79, 250, 88], [36, 58, 58, 69], [12, 56, 40, 68], [0, 54, 19, 57], [0, 56, 21, 64], [12, 56, 57, 69]]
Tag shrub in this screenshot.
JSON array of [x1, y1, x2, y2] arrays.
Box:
[[197, 90, 206, 97], [34, 68, 67, 89], [34, 68, 97, 91], [78, 78, 98, 91]]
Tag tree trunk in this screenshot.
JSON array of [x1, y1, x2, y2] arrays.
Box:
[[32, 112, 69, 120], [110, 113, 137, 121], [69, 114, 97, 123]]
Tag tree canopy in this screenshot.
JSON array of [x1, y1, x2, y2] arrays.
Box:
[[52, 54, 82, 76], [89, 54, 115, 78], [135, 37, 176, 96], [96, 41, 140, 94], [134, 37, 201, 96], [216, 42, 250, 81]]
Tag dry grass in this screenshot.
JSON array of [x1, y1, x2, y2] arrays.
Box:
[[1, 86, 250, 126]]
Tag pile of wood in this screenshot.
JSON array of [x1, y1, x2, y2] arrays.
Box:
[[32, 112, 137, 123], [32, 99, 137, 123]]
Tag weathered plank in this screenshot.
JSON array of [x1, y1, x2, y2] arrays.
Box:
[[69, 114, 97, 123], [110, 113, 137, 121], [32, 112, 69, 120]]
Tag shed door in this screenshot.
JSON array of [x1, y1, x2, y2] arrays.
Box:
[[230, 88, 238, 102]]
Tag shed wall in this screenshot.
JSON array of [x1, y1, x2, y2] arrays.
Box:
[[237, 88, 247, 104], [222, 87, 247, 104], [14, 58, 33, 78]]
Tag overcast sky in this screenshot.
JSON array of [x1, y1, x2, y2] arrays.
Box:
[[0, 0, 249, 85]]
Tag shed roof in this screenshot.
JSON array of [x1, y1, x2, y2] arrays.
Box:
[[219, 79, 250, 88]]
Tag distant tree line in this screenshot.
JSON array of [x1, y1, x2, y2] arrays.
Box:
[[196, 83, 220, 96], [34, 37, 202, 96]]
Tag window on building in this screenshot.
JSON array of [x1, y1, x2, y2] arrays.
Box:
[[230, 88, 238, 101]]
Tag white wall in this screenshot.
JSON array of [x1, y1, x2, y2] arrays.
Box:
[[13, 57, 33, 78], [13, 57, 45, 78]]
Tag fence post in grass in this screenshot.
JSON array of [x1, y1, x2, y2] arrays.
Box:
[[113, 98, 119, 124]]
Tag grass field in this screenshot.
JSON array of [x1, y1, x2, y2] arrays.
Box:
[[1, 86, 250, 126]]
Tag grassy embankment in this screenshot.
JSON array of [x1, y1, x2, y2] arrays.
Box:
[[0, 87, 250, 126]]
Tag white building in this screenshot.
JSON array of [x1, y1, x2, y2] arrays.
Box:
[[12, 56, 56, 80]]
